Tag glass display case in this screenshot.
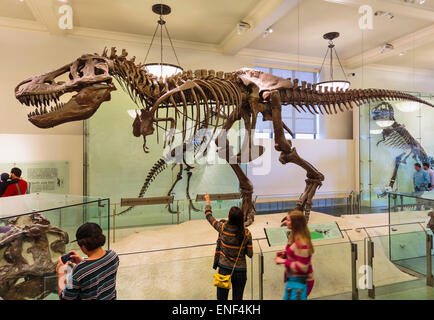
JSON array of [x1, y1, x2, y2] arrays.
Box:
[[84, 90, 244, 230], [0, 193, 110, 300], [359, 93, 434, 212]]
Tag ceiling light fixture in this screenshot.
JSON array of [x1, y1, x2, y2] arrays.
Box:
[[316, 32, 350, 92], [403, 0, 426, 4], [374, 11, 394, 19], [380, 43, 394, 54], [237, 21, 251, 35], [143, 3, 183, 78], [263, 27, 273, 38]]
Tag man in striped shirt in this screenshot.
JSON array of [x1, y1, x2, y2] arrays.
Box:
[[56, 223, 119, 300]]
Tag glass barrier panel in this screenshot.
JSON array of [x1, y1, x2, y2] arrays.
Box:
[[0, 194, 110, 300], [360, 94, 434, 213], [115, 246, 255, 300], [389, 192, 434, 227], [260, 240, 353, 300]]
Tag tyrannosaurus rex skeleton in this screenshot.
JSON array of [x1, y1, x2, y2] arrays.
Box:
[[14, 47, 434, 225]]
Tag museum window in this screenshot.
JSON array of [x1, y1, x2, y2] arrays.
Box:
[[254, 66, 319, 140]]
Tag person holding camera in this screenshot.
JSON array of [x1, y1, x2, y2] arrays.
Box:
[[204, 192, 253, 301], [274, 210, 314, 300], [56, 222, 119, 300]]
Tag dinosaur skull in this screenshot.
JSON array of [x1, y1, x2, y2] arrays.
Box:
[[15, 54, 116, 128]]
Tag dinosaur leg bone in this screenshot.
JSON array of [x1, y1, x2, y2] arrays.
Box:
[[215, 110, 256, 226], [236, 113, 265, 163], [167, 164, 183, 214], [278, 148, 324, 223], [268, 90, 324, 223]]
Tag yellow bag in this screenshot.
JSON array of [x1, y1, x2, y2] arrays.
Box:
[[213, 273, 232, 289], [213, 229, 247, 290]]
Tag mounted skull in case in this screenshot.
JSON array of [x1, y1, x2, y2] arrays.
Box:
[[0, 214, 69, 300]]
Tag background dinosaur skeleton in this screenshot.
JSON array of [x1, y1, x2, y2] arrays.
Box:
[[14, 47, 434, 225], [374, 103, 434, 198], [118, 122, 212, 216]]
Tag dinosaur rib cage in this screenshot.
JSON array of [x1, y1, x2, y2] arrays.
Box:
[[111, 54, 242, 143], [383, 131, 414, 150], [379, 123, 428, 158]]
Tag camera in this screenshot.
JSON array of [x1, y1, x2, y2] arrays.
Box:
[[61, 252, 74, 264]]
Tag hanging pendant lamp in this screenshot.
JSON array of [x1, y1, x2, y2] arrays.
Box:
[[316, 32, 350, 92], [143, 3, 183, 78]]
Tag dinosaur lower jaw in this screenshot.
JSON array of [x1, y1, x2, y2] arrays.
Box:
[[28, 100, 95, 128], [21, 84, 115, 128]]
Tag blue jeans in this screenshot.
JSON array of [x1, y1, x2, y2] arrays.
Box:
[[284, 277, 308, 300]]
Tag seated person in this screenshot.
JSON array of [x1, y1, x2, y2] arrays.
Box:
[[0, 173, 10, 197], [1, 168, 27, 197], [56, 222, 119, 300]]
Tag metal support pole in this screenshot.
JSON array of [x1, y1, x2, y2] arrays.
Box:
[[176, 201, 180, 224], [367, 239, 375, 298], [400, 195, 403, 211], [258, 253, 264, 300], [98, 205, 102, 226], [188, 201, 191, 221], [351, 242, 359, 300], [113, 204, 116, 244], [427, 233, 433, 287]]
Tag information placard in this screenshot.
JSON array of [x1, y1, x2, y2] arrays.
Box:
[[0, 161, 69, 194], [264, 222, 343, 247]]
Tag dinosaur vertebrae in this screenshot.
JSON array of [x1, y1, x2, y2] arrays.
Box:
[[277, 85, 432, 116], [105, 47, 433, 141]]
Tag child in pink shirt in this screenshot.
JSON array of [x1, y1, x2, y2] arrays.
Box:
[[275, 210, 314, 300]]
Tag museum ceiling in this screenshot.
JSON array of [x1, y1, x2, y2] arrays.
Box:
[[0, 0, 433, 70]]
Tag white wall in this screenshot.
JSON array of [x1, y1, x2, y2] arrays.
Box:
[[247, 139, 354, 196], [0, 134, 83, 194]]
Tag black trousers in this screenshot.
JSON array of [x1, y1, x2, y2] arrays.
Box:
[[216, 267, 247, 301]]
